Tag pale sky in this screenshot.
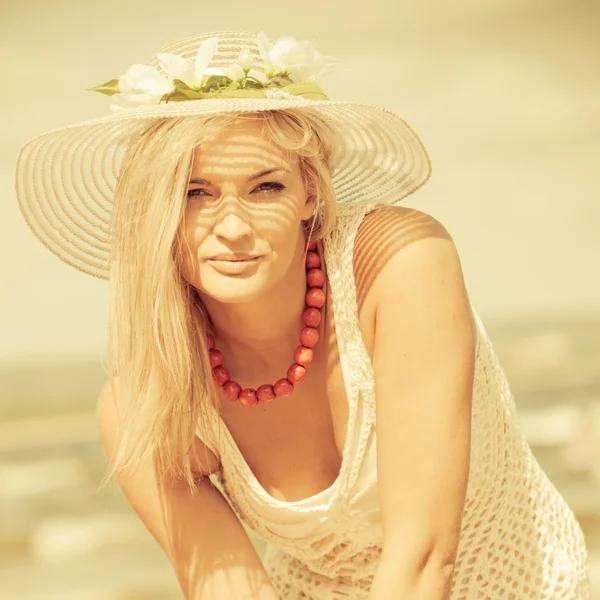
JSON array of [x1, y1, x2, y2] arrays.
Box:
[[1, 0, 599, 365]]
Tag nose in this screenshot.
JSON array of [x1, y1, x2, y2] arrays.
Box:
[[212, 196, 252, 241]]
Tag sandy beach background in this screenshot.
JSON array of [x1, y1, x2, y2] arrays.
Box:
[[1, 0, 599, 597]]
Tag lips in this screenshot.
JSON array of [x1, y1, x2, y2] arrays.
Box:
[[207, 254, 262, 275], [208, 255, 259, 262]]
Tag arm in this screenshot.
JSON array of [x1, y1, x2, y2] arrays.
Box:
[[356, 208, 475, 600], [96, 378, 279, 600]]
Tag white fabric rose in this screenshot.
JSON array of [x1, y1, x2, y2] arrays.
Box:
[[256, 31, 339, 82], [156, 52, 189, 80], [110, 64, 174, 112], [226, 62, 246, 82], [238, 48, 254, 71], [226, 48, 256, 82], [158, 37, 218, 89]]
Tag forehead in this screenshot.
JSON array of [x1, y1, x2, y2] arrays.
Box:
[[191, 118, 299, 178]]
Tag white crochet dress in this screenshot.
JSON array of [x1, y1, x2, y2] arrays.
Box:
[[202, 204, 591, 599]]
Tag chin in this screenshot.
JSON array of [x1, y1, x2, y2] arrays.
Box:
[[197, 269, 271, 305]]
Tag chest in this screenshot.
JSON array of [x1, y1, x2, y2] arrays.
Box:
[[216, 282, 376, 503]]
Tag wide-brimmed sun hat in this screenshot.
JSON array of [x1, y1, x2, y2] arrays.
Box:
[[15, 30, 431, 279]]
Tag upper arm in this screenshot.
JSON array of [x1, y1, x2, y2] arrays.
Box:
[[356, 206, 475, 569], [96, 378, 278, 600]]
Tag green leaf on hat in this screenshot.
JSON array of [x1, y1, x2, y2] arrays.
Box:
[[245, 75, 268, 88], [280, 82, 329, 100], [243, 78, 265, 90], [172, 78, 194, 90], [86, 79, 120, 96], [268, 75, 294, 86], [171, 79, 204, 98], [202, 75, 233, 92], [162, 90, 192, 102], [163, 90, 211, 102], [214, 88, 267, 99]]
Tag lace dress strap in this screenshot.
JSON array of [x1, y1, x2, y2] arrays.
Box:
[[324, 203, 378, 504]]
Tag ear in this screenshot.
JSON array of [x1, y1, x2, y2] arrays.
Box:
[[301, 194, 317, 221], [301, 179, 318, 220]]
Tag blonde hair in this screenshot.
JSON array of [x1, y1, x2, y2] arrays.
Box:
[[104, 109, 338, 489]]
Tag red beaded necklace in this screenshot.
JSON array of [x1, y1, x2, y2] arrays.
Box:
[[208, 239, 326, 408]]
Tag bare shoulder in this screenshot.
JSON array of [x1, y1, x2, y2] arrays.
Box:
[[96, 377, 220, 479], [353, 205, 457, 317]]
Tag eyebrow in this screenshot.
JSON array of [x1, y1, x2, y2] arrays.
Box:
[[188, 167, 289, 186]]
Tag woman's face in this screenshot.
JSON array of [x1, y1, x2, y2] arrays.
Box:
[[180, 118, 315, 304]]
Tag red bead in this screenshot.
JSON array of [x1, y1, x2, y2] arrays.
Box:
[[302, 307, 321, 327], [223, 380, 242, 400], [306, 288, 326, 308], [287, 363, 306, 383], [294, 345, 314, 366], [300, 327, 319, 348], [305, 239, 317, 251], [305, 251, 321, 270], [256, 384, 276, 403], [306, 268, 324, 288], [207, 334, 215, 349], [239, 389, 258, 408], [209, 348, 224, 368], [212, 366, 230, 386], [273, 378, 294, 397]]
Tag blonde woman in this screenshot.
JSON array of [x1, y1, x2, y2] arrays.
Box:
[[15, 31, 590, 600]]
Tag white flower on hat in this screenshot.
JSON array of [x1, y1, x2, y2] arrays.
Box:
[[157, 37, 219, 89], [226, 48, 255, 82], [256, 31, 340, 82], [226, 62, 245, 83], [110, 64, 174, 112], [238, 48, 255, 71], [93, 33, 334, 112], [109, 37, 220, 112]]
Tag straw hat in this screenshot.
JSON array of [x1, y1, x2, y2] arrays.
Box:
[[14, 30, 431, 279]]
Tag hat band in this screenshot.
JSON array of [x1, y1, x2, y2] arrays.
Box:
[[165, 80, 329, 102]]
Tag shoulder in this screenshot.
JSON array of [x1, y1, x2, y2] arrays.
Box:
[[359, 207, 476, 390], [353, 205, 458, 316]]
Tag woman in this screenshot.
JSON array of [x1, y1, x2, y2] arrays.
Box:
[[15, 31, 590, 599]]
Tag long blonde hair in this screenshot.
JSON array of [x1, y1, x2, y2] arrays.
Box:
[[104, 109, 338, 489]]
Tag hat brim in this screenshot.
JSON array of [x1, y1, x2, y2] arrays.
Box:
[[15, 96, 431, 279]]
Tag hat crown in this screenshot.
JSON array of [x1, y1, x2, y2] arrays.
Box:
[[147, 30, 267, 78]]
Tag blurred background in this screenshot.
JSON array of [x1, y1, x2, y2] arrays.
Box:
[[1, 0, 599, 598]]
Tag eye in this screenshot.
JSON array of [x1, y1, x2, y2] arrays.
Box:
[[253, 181, 285, 194], [187, 188, 210, 199]]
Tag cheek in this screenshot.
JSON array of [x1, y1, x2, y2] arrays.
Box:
[[258, 216, 303, 262], [258, 199, 305, 242], [178, 214, 209, 283]]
